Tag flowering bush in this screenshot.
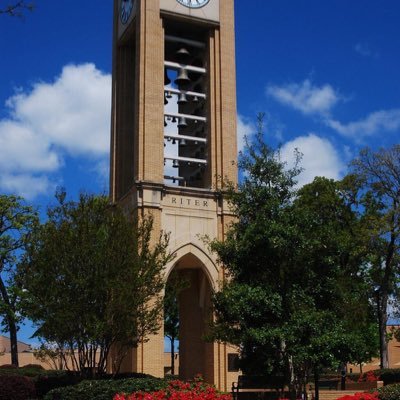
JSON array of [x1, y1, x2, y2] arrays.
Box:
[[358, 371, 379, 383], [336, 392, 378, 400], [114, 377, 232, 400]]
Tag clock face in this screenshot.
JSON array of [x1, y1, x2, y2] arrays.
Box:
[[176, 0, 211, 9], [120, 0, 134, 25]]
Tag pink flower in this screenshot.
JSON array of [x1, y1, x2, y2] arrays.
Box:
[[336, 392, 378, 400], [114, 380, 232, 400]]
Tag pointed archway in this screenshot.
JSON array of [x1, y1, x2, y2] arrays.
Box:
[[165, 249, 215, 382]]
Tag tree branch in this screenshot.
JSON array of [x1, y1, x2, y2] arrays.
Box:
[[0, 1, 34, 17]]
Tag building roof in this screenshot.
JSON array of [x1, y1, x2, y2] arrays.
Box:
[[0, 335, 32, 353]]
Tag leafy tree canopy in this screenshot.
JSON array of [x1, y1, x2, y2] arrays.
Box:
[[208, 119, 375, 399], [345, 145, 400, 369], [0, 194, 37, 366], [19, 190, 172, 375]]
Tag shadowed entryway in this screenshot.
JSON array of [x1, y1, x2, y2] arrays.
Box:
[[165, 253, 214, 383]]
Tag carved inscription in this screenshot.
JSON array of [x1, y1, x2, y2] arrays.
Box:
[[169, 196, 211, 209]]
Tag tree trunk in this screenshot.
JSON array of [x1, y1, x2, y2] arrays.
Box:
[[378, 291, 389, 369], [0, 276, 19, 367], [378, 216, 397, 369], [287, 355, 296, 400], [313, 368, 320, 400], [8, 318, 19, 367]]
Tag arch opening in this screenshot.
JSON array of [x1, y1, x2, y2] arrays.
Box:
[[164, 253, 214, 382]]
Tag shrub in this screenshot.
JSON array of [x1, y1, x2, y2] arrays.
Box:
[[347, 373, 362, 382], [112, 373, 154, 380], [0, 375, 36, 400], [375, 369, 400, 385], [0, 364, 17, 369], [378, 383, 400, 400], [35, 371, 83, 399], [44, 377, 168, 400], [114, 379, 232, 400], [359, 371, 379, 382], [22, 363, 45, 370], [0, 368, 75, 398], [0, 366, 63, 377]]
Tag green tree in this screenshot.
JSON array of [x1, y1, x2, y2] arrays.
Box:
[[19, 191, 172, 376], [290, 177, 376, 398], [208, 119, 374, 399], [0, 194, 37, 367], [209, 120, 303, 396], [348, 145, 400, 369]]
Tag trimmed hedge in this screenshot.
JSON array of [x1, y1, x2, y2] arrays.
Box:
[[35, 372, 83, 398], [22, 363, 45, 370], [0, 364, 17, 370], [0, 369, 78, 398], [0, 368, 160, 399], [36, 372, 155, 398], [0, 367, 65, 378], [0, 375, 36, 400], [44, 377, 168, 400], [376, 369, 400, 385], [378, 383, 400, 400]]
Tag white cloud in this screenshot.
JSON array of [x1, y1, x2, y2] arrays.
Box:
[[354, 43, 378, 58], [6, 64, 111, 156], [280, 134, 345, 187], [266, 78, 400, 143], [326, 109, 400, 140], [237, 114, 254, 154], [267, 79, 340, 116], [0, 173, 53, 200], [0, 120, 60, 173], [0, 63, 111, 199]]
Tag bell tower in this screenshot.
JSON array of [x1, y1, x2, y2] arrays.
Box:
[[110, 0, 238, 389]]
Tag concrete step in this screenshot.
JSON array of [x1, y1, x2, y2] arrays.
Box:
[[317, 390, 360, 400]]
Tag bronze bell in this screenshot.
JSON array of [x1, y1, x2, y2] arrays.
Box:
[[175, 68, 190, 86], [175, 47, 191, 62], [173, 159, 179, 168], [180, 139, 187, 146], [177, 117, 188, 128], [177, 92, 188, 104]]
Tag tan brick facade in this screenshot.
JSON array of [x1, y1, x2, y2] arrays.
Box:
[[110, 0, 239, 391]]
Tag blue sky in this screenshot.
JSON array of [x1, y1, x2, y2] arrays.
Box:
[[1, 1, 400, 344]]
